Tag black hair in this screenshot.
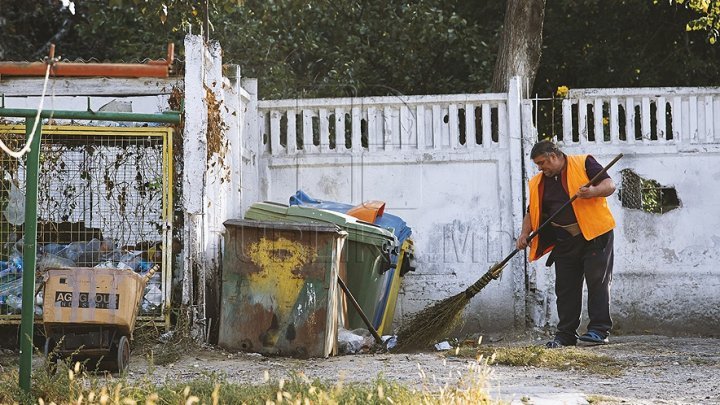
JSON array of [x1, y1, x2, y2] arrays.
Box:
[[530, 140, 562, 159]]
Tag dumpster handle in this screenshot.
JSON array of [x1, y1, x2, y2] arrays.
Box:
[[376, 253, 394, 275], [337, 276, 383, 344]]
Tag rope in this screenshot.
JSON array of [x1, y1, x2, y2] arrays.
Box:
[[465, 272, 495, 298], [0, 61, 53, 159]]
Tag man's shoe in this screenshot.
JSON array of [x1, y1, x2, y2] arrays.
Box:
[[578, 330, 609, 344], [544, 339, 574, 349]]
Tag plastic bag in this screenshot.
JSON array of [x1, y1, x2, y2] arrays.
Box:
[[141, 273, 162, 313], [338, 328, 365, 354], [3, 180, 25, 226], [37, 253, 76, 271], [76, 238, 115, 267], [0, 276, 22, 297]]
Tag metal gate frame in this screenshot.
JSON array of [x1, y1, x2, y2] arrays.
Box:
[[0, 125, 173, 328]]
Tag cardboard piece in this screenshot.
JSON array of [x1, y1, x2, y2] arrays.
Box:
[[43, 267, 146, 335]]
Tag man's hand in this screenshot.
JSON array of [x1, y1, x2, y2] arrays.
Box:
[[576, 185, 597, 199], [577, 178, 616, 199], [517, 213, 533, 250], [516, 232, 530, 250]]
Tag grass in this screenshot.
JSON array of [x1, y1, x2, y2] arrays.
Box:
[[586, 394, 625, 404], [0, 354, 498, 404], [686, 356, 715, 366], [447, 345, 625, 376], [133, 311, 197, 366]]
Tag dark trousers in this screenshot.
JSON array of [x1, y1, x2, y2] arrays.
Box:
[[551, 230, 614, 344]]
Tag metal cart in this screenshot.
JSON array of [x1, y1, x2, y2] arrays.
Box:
[[42, 266, 154, 372]]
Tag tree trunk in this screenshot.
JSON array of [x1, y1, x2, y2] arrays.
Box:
[[490, 0, 546, 93]]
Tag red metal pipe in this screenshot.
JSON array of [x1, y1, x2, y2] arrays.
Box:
[[0, 62, 169, 77], [0, 44, 173, 78]]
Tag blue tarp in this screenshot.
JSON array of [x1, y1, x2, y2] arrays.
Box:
[[289, 190, 412, 244]]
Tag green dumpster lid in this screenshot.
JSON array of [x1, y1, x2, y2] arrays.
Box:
[[243, 201, 289, 217], [224, 218, 343, 234], [245, 202, 398, 248]]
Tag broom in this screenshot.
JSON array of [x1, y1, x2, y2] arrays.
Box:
[[395, 153, 624, 351]]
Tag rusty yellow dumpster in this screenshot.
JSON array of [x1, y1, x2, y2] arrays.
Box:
[[244, 202, 399, 334], [219, 220, 347, 358]]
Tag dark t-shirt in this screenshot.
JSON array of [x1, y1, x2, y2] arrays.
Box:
[[541, 154, 609, 240]]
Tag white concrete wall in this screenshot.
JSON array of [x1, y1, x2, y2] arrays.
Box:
[[263, 151, 524, 332], [239, 78, 260, 215], [251, 83, 720, 336], [613, 152, 720, 334], [254, 80, 528, 333]]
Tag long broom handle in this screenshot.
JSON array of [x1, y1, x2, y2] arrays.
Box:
[[465, 153, 623, 298]]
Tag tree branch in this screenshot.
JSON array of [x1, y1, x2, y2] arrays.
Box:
[[32, 18, 75, 60]]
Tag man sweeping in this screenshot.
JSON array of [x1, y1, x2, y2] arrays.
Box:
[[516, 140, 617, 348]]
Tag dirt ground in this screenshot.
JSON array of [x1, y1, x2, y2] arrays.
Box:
[[133, 333, 719, 404], [2, 333, 719, 404]]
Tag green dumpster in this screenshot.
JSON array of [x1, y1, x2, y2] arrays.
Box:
[[219, 219, 347, 358], [245, 202, 398, 334]]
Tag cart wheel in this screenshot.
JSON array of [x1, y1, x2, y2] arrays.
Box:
[[116, 335, 130, 373]]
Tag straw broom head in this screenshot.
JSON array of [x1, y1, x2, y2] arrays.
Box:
[[393, 264, 504, 352], [394, 291, 470, 352]]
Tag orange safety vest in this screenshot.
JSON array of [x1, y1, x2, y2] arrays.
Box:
[[527, 154, 615, 262]]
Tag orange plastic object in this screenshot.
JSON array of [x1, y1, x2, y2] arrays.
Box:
[[347, 200, 386, 223]]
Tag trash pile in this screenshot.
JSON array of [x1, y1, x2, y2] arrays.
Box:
[[0, 237, 163, 316], [337, 327, 398, 354]]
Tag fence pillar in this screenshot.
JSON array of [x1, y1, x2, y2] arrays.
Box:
[[240, 78, 263, 206], [519, 89, 550, 328], [507, 76, 526, 329], [225, 64, 243, 220], [182, 34, 209, 339], [202, 40, 228, 343]]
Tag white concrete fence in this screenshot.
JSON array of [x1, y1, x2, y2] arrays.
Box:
[[249, 83, 720, 337], [258, 94, 510, 155], [10, 37, 705, 339], [560, 87, 720, 146], [247, 80, 526, 333], [9, 36, 718, 339], [178, 26, 717, 336]]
